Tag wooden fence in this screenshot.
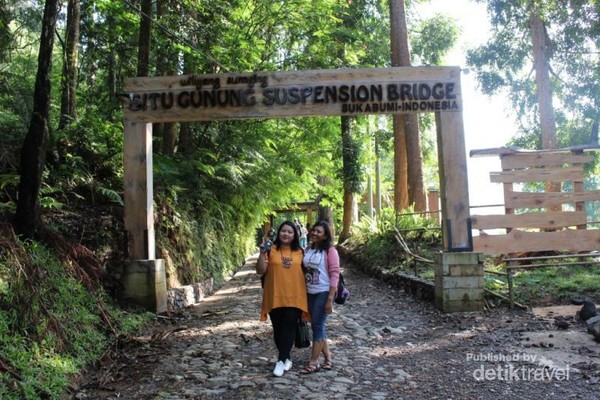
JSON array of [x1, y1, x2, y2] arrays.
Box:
[[469, 147, 600, 308], [471, 148, 600, 255]]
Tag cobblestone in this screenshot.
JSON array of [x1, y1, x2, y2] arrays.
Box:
[[74, 254, 599, 399]]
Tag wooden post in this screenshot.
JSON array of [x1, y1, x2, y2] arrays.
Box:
[[123, 120, 155, 260], [122, 120, 166, 312], [436, 110, 472, 251]]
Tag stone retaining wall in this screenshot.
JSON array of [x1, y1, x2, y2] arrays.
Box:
[[339, 249, 435, 303], [167, 278, 214, 312]]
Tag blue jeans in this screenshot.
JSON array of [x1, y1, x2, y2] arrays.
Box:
[[307, 291, 329, 341]]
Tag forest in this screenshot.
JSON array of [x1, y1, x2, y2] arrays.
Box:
[[0, 0, 599, 398]]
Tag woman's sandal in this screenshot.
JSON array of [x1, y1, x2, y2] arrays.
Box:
[[322, 359, 333, 370], [301, 363, 321, 374]]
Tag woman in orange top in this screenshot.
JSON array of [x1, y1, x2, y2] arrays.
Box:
[[256, 220, 309, 377]]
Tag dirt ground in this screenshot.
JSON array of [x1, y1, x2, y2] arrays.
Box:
[[72, 257, 600, 400], [522, 306, 600, 370]]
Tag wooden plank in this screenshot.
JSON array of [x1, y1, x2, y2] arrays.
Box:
[[437, 110, 471, 250], [490, 166, 584, 183], [471, 211, 587, 230], [505, 190, 600, 208], [500, 153, 593, 169], [473, 229, 600, 254], [122, 67, 463, 123]]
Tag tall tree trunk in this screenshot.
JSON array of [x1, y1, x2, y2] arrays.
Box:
[[390, 0, 426, 211], [161, 123, 178, 154], [179, 122, 193, 155], [107, 6, 118, 112], [14, 0, 60, 238], [58, 0, 80, 129], [178, 5, 199, 156], [156, 0, 177, 155], [137, 0, 171, 153], [137, 0, 152, 77], [406, 114, 426, 210], [529, 6, 557, 150], [0, 2, 11, 58], [375, 136, 382, 215], [390, 0, 409, 211], [392, 116, 408, 210], [339, 116, 354, 243], [317, 176, 334, 237], [530, 5, 560, 212]]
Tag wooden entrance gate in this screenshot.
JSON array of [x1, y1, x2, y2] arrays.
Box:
[[120, 66, 479, 312]]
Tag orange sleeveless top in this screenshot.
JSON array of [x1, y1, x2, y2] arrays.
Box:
[[260, 246, 309, 321]]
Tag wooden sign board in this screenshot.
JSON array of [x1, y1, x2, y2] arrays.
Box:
[[122, 66, 462, 123]]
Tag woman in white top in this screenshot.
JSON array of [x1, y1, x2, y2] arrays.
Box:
[[301, 220, 340, 373]]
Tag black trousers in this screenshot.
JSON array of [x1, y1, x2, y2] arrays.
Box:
[[269, 307, 301, 362]]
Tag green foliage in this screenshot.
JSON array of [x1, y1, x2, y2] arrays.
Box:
[[0, 2, 12, 60], [0, 173, 18, 212], [153, 139, 280, 284], [342, 207, 442, 273], [338, 117, 365, 194], [512, 265, 600, 305], [468, 0, 600, 145], [484, 275, 506, 292], [483, 256, 600, 306], [0, 238, 150, 399], [411, 14, 460, 66], [0, 0, 490, 395], [352, 207, 439, 238]]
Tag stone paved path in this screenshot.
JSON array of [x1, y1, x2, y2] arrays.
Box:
[[75, 254, 599, 400]]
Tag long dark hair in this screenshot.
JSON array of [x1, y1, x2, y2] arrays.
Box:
[[273, 220, 302, 251], [310, 220, 333, 251]]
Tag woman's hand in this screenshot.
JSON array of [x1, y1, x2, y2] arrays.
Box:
[[325, 298, 333, 314], [255, 252, 269, 275]]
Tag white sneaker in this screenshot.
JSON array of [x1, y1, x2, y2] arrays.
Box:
[[273, 361, 285, 377], [284, 359, 293, 371]]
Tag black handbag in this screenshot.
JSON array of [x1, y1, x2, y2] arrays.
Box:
[[294, 319, 311, 348], [334, 273, 349, 304]]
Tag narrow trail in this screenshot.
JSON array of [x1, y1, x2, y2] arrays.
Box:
[[74, 255, 598, 400]]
